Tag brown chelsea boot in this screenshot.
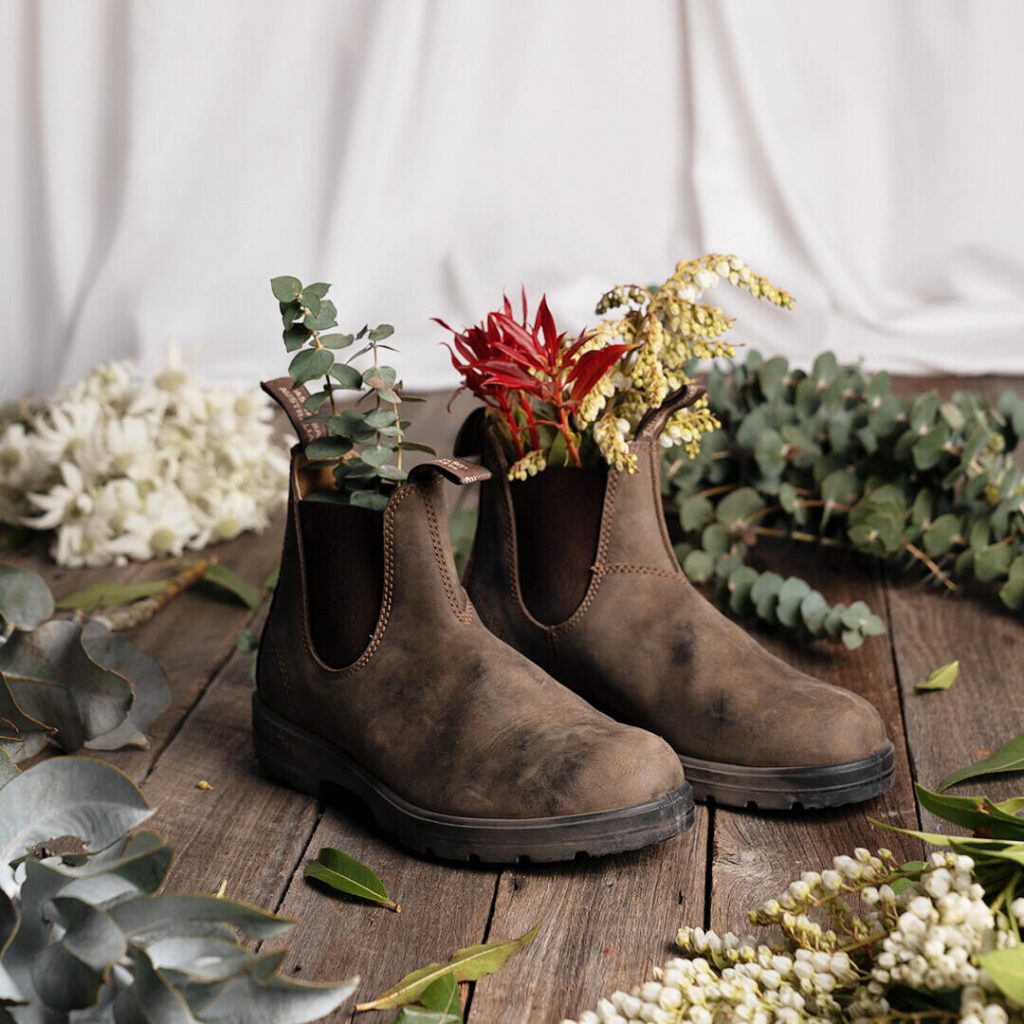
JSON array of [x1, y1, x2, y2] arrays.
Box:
[[455, 385, 895, 811], [253, 384, 694, 863]]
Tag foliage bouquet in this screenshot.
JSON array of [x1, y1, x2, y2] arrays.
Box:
[[437, 256, 793, 480], [565, 782, 1024, 1024]]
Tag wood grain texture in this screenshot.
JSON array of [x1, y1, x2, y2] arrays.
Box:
[[710, 545, 920, 933], [470, 813, 709, 1024], [140, 628, 320, 906], [268, 805, 498, 1024]]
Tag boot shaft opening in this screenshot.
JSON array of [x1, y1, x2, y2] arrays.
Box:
[[298, 499, 384, 669], [510, 466, 606, 625]]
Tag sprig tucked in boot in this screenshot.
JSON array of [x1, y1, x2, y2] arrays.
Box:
[[253, 284, 694, 862]]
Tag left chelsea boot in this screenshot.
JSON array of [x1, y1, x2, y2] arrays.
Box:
[[454, 385, 895, 811]]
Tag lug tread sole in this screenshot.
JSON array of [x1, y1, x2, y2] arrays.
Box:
[[252, 695, 694, 864], [680, 742, 896, 810]]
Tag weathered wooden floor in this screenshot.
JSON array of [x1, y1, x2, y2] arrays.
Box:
[[7, 376, 1024, 1023]]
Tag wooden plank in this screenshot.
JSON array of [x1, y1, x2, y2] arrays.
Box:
[[710, 545, 920, 933], [886, 374, 1024, 830], [96, 521, 284, 781], [469, 814, 708, 1024], [268, 806, 499, 1024], [138, 615, 321, 905]]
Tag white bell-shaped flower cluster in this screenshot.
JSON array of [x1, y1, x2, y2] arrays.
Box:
[[0, 356, 288, 566], [561, 849, 1023, 1024]]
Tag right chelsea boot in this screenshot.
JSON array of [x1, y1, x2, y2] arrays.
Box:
[[253, 380, 693, 863], [455, 385, 895, 812]]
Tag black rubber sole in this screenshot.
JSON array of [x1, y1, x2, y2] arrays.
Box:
[[680, 742, 896, 810], [252, 695, 695, 863]]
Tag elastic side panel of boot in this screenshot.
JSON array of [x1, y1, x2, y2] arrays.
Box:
[[299, 500, 384, 669], [510, 467, 606, 625]]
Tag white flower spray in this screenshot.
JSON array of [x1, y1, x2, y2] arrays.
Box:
[[0, 354, 288, 566], [563, 849, 1024, 1024]]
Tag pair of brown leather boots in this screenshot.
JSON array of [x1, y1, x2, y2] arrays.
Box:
[[254, 382, 894, 863]]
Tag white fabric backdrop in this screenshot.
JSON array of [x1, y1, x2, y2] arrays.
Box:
[[2, 0, 1023, 402]]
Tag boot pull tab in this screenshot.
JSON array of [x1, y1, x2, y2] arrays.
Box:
[[634, 383, 707, 443], [407, 456, 491, 486], [261, 377, 328, 445]]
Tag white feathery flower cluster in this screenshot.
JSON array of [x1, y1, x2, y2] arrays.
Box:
[[0, 355, 288, 566], [561, 849, 1024, 1024]]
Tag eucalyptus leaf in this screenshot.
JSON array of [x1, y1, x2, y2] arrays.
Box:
[[0, 620, 133, 751], [368, 324, 395, 342], [913, 660, 959, 693], [0, 756, 151, 864], [356, 924, 539, 1011], [328, 363, 363, 390], [289, 348, 334, 387], [305, 436, 354, 461], [349, 491, 389, 511], [270, 277, 302, 303], [940, 731, 1024, 790], [304, 847, 399, 911], [363, 366, 397, 390], [0, 565, 54, 631], [80, 621, 172, 751], [320, 333, 354, 350]]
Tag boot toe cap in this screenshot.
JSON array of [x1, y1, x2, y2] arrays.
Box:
[[568, 725, 686, 815]]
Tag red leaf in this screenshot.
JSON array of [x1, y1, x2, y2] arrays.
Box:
[[569, 344, 631, 403], [536, 296, 559, 361]]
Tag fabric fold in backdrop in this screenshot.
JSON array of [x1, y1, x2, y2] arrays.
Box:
[[2, 0, 1022, 399]]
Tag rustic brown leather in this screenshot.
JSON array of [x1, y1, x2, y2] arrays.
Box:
[[256, 450, 686, 819], [459, 401, 890, 770]]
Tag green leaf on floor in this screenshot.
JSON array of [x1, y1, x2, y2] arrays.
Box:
[[940, 730, 1024, 791], [913, 783, 1024, 839], [357, 923, 539, 1011], [304, 847, 400, 912], [0, 563, 55, 630], [913, 660, 960, 693], [199, 563, 261, 610], [263, 562, 281, 590], [396, 972, 463, 1023], [979, 947, 1024, 1004], [55, 579, 167, 613]]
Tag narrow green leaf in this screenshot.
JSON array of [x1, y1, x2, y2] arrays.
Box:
[[396, 1007, 461, 1024], [55, 579, 166, 613], [913, 660, 959, 693], [399, 441, 437, 455], [270, 276, 302, 302], [199, 564, 261, 610], [940, 730, 1024, 790], [357, 924, 539, 1011], [304, 847, 399, 911], [264, 563, 281, 590], [979, 947, 1024, 1004], [289, 348, 333, 386], [913, 782, 1024, 839]]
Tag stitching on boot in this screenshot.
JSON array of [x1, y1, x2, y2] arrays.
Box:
[[297, 485, 407, 677], [272, 645, 292, 696], [424, 482, 475, 624], [595, 563, 683, 579]]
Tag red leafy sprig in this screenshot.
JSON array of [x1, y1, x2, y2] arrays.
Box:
[[436, 291, 630, 467]]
